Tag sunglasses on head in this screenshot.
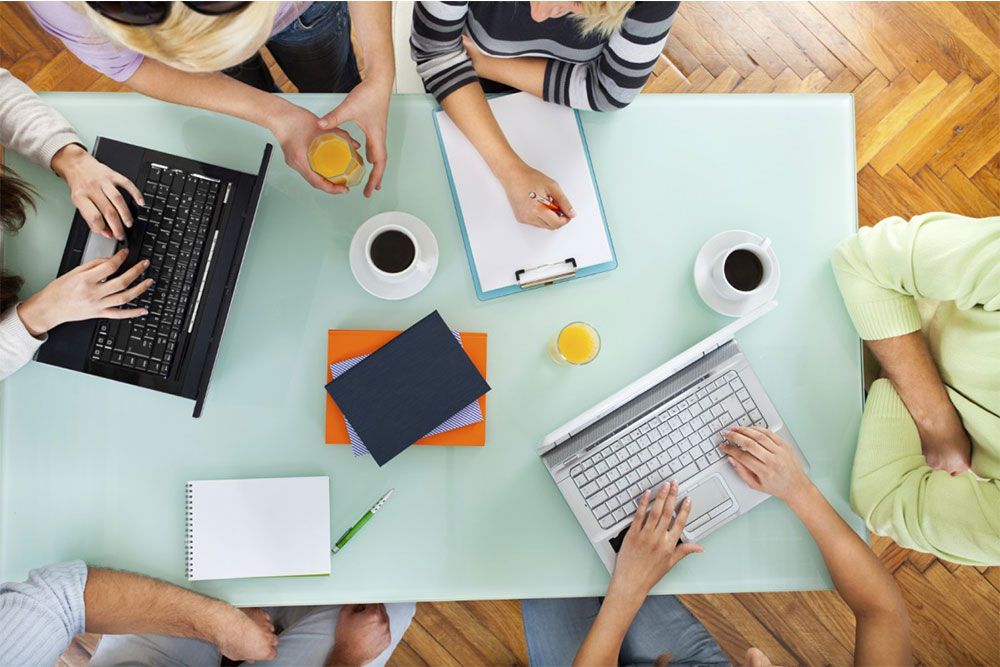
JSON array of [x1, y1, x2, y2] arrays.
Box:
[[86, 1, 251, 26]]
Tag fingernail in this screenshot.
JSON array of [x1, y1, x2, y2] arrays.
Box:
[[141, 309, 148, 315], [122, 248, 129, 254], [569, 208, 577, 216], [319, 119, 329, 128], [683, 497, 691, 506], [143, 260, 150, 267], [125, 219, 133, 227], [728, 457, 736, 466], [658, 483, 667, 494], [643, 490, 650, 499]]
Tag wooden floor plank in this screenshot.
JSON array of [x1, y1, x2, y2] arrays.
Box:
[[856, 70, 947, 170], [898, 73, 999, 176], [869, 72, 976, 176], [854, 72, 919, 154], [783, 2, 875, 79], [701, 67, 743, 94], [877, 1, 963, 82], [928, 103, 1000, 177], [726, 2, 819, 79], [941, 167, 1000, 218], [739, 591, 854, 665], [671, 11, 732, 78], [822, 67, 861, 93], [463, 600, 530, 666], [911, 1, 1000, 73], [970, 167, 1000, 208], [663, 32, 704, 78], [697, 2, 789, 78], [813, 2, 904, 79], [683, 2, 758, 77], [757, 1, 848, 80], [679, 593, 799, 665]]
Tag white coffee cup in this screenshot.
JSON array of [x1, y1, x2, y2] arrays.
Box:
[[364, 223, 431, 283], [710, 238, 774, 301]]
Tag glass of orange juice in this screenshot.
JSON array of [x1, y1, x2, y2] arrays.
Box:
[[308, 132, 366, 187], [550, 322, 601, 365]]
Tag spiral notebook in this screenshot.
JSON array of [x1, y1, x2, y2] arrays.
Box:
[[185, 477, 331, 581]]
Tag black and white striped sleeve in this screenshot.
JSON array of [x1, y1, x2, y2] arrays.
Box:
[[544, 2, 679, 112], [410, 1, 477, 103]]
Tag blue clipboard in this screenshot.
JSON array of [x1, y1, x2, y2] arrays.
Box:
[[432, 102, 617, 302]]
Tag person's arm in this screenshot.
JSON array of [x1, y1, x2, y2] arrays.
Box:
[[722, 426, 913, 666], [0, 305, 47, 382], [317, 2, 394, 198], [325, 604, 392, 666], [84, 567, 278, 661], [866, 332, 971, 473], [831, 214, 1000, 472], [0, 561, 87, 666], [124, 59, 349, 196], [410, 1, 572, 229], [0, 69, 144, 239], [466, 2, 678, 112], [850, 379, 1000, 565], [573, 481, 702, 666]]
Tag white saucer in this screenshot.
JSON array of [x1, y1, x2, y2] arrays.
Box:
[[349, 212, 439, 300], [693, 229, 780, 317]]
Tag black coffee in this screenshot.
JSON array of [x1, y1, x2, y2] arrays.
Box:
[[369, 229, 416, 274], [724, 249, 764, 292]]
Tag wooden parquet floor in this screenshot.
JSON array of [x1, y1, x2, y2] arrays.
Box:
[[3, 2, 998, 665]]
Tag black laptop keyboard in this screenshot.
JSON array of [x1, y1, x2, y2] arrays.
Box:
[[90, 164, 224, 379]]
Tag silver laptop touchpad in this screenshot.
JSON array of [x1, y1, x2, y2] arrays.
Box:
[[679, 474, 738, 539], [81, 232, 119, 266]]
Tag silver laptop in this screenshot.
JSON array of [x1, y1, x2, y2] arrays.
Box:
[[537, 301, 808, 572]]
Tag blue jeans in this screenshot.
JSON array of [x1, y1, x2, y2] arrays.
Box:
[[521, 595, 728, 667], [224, 1, 361, 93]]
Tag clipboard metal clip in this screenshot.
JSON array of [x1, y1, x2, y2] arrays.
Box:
[[515, 258, 578, 289]]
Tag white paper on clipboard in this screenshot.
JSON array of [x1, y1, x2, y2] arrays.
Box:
[[435, 93, 612, 294]]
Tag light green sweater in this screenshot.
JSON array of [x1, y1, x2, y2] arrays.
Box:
[[832, 213, 1000, 566]]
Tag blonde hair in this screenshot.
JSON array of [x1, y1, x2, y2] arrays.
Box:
[[78, 1, 280, 72], [576, 2, 635, 38]]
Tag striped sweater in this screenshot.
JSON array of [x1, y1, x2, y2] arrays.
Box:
[[411, 1, 678, 111], [0, 561, 88, 665]]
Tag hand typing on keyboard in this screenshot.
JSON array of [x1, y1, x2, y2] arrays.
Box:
[[605, 480, 704, 606], [16, 249, 151, 337], [721, 426, 811, 503], [49, 143, 145, 242]]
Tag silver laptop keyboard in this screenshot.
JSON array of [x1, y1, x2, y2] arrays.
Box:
[[571, 370, 767, 529]]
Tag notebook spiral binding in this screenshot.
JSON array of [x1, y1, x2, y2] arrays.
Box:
[[185, 482, 194, 579]]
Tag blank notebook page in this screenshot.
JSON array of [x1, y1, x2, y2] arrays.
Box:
[[186, 476, 330, 581], [435, 92, 612, 293]]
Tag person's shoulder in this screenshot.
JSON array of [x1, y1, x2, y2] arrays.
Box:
[[25, 1, 104, 43]]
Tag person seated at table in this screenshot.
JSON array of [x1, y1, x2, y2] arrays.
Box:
[[1, 69, 152, 382], [27, 1, 393, 198], [0, 560, 415, 666], [522, 426, 913, 666], [410, 1, 678, 230], [831, 213, 1000, 566]]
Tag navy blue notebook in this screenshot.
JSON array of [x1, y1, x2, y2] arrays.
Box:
[[324, 311, 491, 466]]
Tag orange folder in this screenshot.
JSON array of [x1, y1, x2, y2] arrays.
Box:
[[325, 330, 487, 447]]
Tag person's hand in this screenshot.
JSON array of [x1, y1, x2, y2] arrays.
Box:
[[213, 607, 279, 663], [606, 480, 703, 604], [462, 34, 490, 74], [921, 426, 972, 475], [720, 426, 812, 503], [328, 603, 392, 666], [16, 249, 151, 337], [50, 143, 145, 241], [318, 74, 392, 198], [269, 102, 360, 196], [499, 162, 576, 230]]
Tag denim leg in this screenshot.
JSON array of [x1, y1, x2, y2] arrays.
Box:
[[265, 1, 361, 93], [520, 597, 602, 667], [221, 51, 280, 93], [619, 595, 728, 667]]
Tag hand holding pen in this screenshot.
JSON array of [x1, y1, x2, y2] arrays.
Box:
[[498, 163, 575, 230]]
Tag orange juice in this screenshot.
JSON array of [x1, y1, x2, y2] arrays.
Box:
[[308, 132, 366, 187], [550, 322, 600, 365]]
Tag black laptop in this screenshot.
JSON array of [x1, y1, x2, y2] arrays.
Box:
[[36, 137, 271, 417]]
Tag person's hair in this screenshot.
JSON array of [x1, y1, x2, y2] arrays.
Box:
[[0, 168, 35, 311], [576, 2, 635, 37], [77, 1, 281, 72]]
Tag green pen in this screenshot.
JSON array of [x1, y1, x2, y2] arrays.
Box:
[[332, 489, 394, 554]]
